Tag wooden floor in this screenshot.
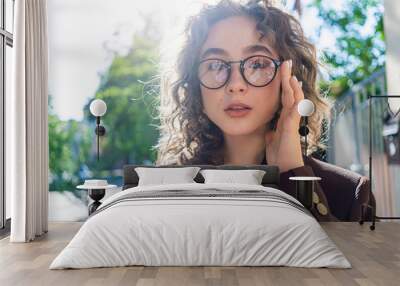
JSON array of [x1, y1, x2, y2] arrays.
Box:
[[0, 222, 399, 286]]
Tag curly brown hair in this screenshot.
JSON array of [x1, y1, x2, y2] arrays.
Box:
[[154, 0, 332, 165]]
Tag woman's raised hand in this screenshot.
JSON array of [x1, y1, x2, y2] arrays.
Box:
[[264, 59, 305, 173]]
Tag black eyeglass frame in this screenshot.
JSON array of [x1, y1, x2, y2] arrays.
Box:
[[197, 54, 283, 90]]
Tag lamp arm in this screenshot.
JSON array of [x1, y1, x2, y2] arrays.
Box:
[[96, 117, 100, 161], [304, 117, 308, 157]]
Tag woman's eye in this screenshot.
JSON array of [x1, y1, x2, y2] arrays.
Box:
[[208, 62, 224, 71], [250, 61, 266, 69], [246, 57, 272, 70]]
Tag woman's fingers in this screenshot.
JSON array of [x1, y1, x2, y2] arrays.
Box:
[[276, 60, 304, 133], [275, 60, 293, 132], [281, 60, 295, 108], [290, 75, 305, 104]]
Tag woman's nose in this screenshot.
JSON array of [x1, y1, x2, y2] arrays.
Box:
[[226, 65, 248, 94]]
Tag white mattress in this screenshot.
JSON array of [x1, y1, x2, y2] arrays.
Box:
[[50, 183, 351, 269]]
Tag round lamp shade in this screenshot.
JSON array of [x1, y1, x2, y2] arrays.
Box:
[[297, 99, 315, 117], [90, 99, 107, 117]]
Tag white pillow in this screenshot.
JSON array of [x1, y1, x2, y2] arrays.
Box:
[[200, 169, 266, 185], [135, 167, 201, 186]]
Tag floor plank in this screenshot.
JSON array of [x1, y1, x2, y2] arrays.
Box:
[[0, 222, 399, 286]]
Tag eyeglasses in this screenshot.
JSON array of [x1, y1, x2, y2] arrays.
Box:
[[197, 55, 282, 89]]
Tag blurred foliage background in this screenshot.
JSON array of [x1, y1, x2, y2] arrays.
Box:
[[49, 30, 161, 191], [48, 0, 385, 192], [311, 0, 385, 97]]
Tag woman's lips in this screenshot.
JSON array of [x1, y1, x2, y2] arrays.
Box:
[[224, 105, 252, 118]]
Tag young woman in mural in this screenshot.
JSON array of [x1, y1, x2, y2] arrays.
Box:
[[155, 0, 372, 221]]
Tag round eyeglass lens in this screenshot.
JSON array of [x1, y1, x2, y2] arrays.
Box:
[[243, 56, 276, 86], [198, 59, 229, 88]]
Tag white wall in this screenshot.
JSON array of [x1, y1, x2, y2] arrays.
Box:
[[384, 0, 400, 99], [384, 0, 400, 215]]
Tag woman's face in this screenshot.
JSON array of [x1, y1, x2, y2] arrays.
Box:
[[199, 16, 281, 136]]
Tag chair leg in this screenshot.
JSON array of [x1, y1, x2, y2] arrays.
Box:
[[359, 204, 364, 225], [358, 203, 376, 230], [370, 204, 376, 231]]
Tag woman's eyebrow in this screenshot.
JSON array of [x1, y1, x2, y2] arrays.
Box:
[[200, 45, 275, 60], [200, 47, 228, 60], [243, 44, 274, 56]]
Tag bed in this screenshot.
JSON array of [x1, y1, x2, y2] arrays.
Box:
[[49, 164, 350, 269]]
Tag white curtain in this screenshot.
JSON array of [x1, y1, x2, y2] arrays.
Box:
[[7, 0, 49, 242]]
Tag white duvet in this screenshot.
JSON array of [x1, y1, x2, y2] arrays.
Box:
[[50, 183, 351, 269]]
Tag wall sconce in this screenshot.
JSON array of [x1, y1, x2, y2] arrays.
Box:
[[89, 99, 107, 161], [289, 99, 319, 213], [297, 99, 315, 157]]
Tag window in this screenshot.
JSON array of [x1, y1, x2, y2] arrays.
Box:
[[0, 0, 14, 233]]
